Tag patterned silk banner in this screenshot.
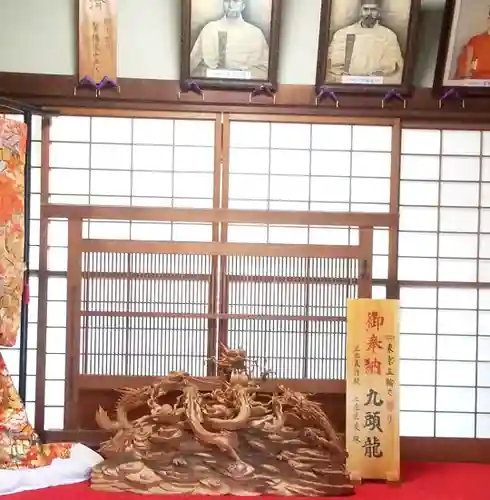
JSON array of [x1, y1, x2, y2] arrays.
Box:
[[0, 118, 26, 348], [0, 119, 74, 469], [346, 299, 400, 482], [0, 354, 72, 469], [78, 0, 118, 85]]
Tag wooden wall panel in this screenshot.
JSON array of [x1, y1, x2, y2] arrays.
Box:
[[1, 72, 489, 121]]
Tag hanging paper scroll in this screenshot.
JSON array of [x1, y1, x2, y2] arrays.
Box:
[[346, 299, 400, 482], [0, 118, 26, 348], [78, 0, 118, 92]]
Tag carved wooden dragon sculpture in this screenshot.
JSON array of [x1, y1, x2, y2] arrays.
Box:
[[90, 348, 354, 496]]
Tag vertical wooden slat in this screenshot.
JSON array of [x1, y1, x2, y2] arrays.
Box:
[[64, 218, 83, 429], [101, 250, 108, 373], [217, 114, 231, 359], [387, 118, 402, 299], [218, 254, 229, 361], [207, 113, 223, 374], [213, 113, 223, 212], [220, 113, 231, 214], [335, 258, 342, 378], [302, 257, 311, 379], [34, 117, 50, 436], [80, 251, 87, 374], [359, 228, 374, 299], [325, 258, 332, 379]]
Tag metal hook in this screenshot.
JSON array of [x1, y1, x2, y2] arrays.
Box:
[[249, 85, 276, 104], [438, 88, 465, 109], [381, 89, 406, 109], [315, 86, 339, 107]]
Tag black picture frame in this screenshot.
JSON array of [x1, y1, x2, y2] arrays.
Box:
[[180, 0, 282, 92], [434, 0, 490, 97], [315, 0, 421, 96]]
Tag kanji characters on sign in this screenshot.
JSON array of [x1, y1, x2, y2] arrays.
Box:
[[346, 300, 400, 480]]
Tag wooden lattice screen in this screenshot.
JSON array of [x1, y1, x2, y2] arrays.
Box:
[[222, 254, 361, 380], [39, 204, 395, 438], [78, 250, 362, 381]]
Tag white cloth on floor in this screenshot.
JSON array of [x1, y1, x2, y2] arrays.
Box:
[[0, 443, 103, 496]]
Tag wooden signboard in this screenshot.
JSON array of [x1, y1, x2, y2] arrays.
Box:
[[346, 299, 400, 483], [78, 0, 117, 85]]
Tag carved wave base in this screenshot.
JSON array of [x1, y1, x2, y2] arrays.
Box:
[[90, 431, 354, 496]]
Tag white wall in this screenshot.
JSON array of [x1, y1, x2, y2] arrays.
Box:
[[0, 0, 444, 87]]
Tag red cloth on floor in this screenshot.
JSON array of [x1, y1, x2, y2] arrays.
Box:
[[3, 461, 489, 499]]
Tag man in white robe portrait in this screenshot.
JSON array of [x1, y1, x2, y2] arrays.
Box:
[[190, 0, 270, 80], [326, 0, 404, 84]]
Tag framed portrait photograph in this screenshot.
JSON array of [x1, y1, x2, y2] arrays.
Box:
[[434, 0, 490, 95], [180, 0, 282, 91], [315, 0, 421, 94]]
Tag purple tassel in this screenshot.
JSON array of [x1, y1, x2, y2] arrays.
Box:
[[251, 85, 275, 98], [182, 80, 203, 96], [316, 85, 339, 105], [382, 89, 404, 104], [76, 75, 118, 91], [440, 88, 461, 102]]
